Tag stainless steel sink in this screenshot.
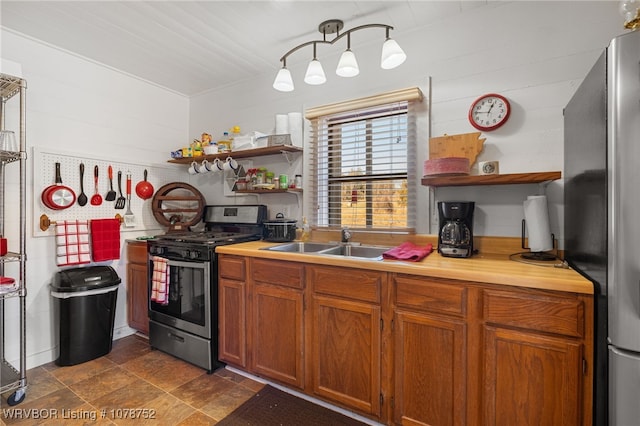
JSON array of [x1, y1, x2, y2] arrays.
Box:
[[260, 241, 339, 253], [262, 241, 389, 259], [321, 244, 389, 259]]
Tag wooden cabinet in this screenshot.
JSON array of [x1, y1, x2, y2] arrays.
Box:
[[391, 276, 592, 426], [483, 326, 582, 425], [393, 275, 469, 426], [216, 255, 593, 426], [481, 288, 590, 426], [218, 255, 248, 368], [126, 240, 149, 335], [249, 259, 305, 388], [308, 265, 384, 416], [218, 256, 305, 387]]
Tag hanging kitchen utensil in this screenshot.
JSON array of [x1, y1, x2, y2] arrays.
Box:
[[135, 169, 154, 200], [41, 162, 76, 210], [90, 165, 102, 206], [105, 165, 117, 201], [115, 171, 126, 209], [124, 172, 135, 227], [77, 163, 88, 206]]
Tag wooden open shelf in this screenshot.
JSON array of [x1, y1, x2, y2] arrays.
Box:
[[168, 145, 303, 164], [421, 171, 561, 187], [234, 188, 303, 195]]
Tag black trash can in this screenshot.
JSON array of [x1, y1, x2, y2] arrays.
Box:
[[51, 266, 121, 366]]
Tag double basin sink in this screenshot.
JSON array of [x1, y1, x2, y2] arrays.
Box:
[[261, 241, 389, 260]]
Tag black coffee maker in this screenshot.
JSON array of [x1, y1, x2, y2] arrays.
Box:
[[437, 201, 475, 258]]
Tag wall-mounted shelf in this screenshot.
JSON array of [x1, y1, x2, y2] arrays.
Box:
[[421, 171, 561, 187], [235, 188, 303, 195], [168, 145, 303, 164]]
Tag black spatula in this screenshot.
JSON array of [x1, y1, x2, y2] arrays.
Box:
[[115, 170, 126, 209], [105, 165, 117, 201]]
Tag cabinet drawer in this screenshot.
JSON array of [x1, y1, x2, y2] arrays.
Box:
[[126, 241, 148, 264], [483, 289, 584, 338], [395, 275, 467, 317], [219, 255, 246, 281], [310, 265, 382, 303], [251, 258, 304, 289]]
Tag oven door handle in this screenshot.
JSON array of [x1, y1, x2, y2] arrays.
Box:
[[165, 259, 206, 269]]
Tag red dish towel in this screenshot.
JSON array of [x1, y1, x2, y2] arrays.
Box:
[[383, 242, 433, 262], [55, 220, 91, 267], [151, 256, 170, 305], [90, 219, 121, 262]]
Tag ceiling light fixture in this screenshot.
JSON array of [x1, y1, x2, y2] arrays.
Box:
[[620, 1, 640, 29], [273, 19, 406, 92]]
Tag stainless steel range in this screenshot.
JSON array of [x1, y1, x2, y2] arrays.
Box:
[[147, 204, 266, 373]]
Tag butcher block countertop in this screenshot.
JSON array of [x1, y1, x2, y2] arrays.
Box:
[[216, 240, 594, 295]]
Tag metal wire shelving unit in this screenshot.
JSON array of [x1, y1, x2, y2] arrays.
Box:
[[0, 72, 27, 406]]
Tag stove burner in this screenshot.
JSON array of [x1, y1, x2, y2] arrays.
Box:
[[153, 231, 259, 244]]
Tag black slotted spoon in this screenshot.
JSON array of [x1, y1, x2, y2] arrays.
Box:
[[115, 170, 126, 209], [77, 163, 88, 206]]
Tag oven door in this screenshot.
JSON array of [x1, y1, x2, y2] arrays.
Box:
[[148, 258, 211, 339]]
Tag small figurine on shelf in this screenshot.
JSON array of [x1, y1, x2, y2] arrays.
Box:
[[191, 139, 203, 157]]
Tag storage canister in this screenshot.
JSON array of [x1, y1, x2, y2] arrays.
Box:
[[279, 174, 288, 189], [256, 167, 267, 184]]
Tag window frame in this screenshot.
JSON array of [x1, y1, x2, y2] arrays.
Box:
[[306, 87, 423, 233]]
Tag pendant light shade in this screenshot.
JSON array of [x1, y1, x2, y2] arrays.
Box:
[[336, 50, 359, 77], [336, 33, 359, 77], [304, 59, 326, 85], [273, 67, 294, 92], [380, 38, 407, 70]]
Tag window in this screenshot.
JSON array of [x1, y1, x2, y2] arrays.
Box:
[[306, 87, 422, 232]]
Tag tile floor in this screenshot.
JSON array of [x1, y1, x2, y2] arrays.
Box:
[[0, 334, 265, 425]]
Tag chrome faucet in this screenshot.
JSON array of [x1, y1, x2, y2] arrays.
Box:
[[341, 227, 352, 243]]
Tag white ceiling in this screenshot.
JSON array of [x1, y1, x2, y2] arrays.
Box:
[[0, 1, 488, 96]]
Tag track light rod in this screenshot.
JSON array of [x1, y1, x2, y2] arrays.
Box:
[[278, 23, 394, 64]]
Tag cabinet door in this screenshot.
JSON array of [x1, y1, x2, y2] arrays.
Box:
[[251, 282, 304, 388], [483, 326, 583, 426], [218, 277, 247, 367], [311, 294, 381, 416], [394, 311, 467, 426], [126, 262, 149, 335]]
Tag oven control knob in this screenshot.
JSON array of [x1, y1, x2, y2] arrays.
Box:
[[151, 246, 164, 255], [180, 250, 189, 258], [189, 250, 200, 259]]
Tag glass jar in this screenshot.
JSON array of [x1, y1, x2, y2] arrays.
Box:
[[265, 171, 274, 184], [256, 167, 267, 185], [279, 174, 288, 189]]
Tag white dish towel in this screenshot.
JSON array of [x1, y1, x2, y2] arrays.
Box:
[[55, 220, 91, 267]]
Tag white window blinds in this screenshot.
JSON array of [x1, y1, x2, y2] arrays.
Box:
[[306, 87, 423, 232]]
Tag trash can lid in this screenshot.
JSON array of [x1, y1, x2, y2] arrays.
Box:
[[51, 265, 122, 292]]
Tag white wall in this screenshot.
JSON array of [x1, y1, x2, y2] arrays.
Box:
[[1, 30, 190, 368], [189, 1, 623, 243], [0, 1, 628, 370]]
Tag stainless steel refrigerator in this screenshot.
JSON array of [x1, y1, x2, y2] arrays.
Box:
[[565, 30, 640, 426]]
